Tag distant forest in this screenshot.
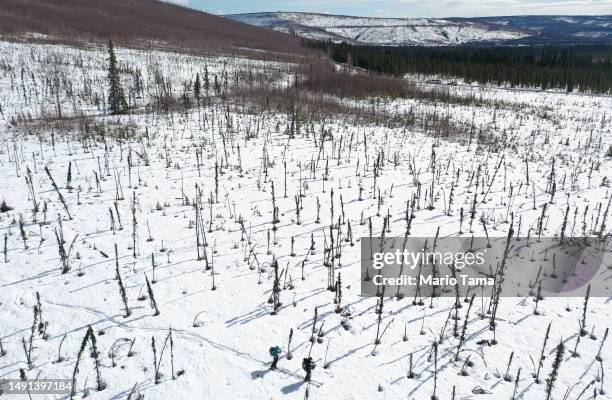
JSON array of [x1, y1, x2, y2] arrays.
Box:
[[306, 40, 612, 93]]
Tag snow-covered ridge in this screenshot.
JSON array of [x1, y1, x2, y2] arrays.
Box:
[[226, 12, 612, 46], [226, 12, 529, 46]]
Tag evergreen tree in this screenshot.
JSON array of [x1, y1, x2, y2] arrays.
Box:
[[204, 66, 210, 94], [194, 73, 202, 107], [107, 40, 128, 115], [213, 74, 220, 96], [305, 40, 612, 93]]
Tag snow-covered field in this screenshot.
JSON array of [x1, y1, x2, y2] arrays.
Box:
[[0, 39, 611, 400]]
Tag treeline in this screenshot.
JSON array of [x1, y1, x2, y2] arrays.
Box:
[[305, 40, 612, 92]]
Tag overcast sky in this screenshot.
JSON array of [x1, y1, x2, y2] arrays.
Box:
[[171, 0, 612, 18]]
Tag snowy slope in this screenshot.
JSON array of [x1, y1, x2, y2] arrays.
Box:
[[474, 15, 612, 42], [226, 12, 530, 45], [226, 12, 612, 45], [0, 38, 611, 400]]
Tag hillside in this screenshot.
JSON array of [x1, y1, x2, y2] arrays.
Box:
[[0, 0, 302, 54], [474, 15, 612, 41], [226, 12, 612, 46]]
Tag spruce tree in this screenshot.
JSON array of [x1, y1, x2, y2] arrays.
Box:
[[107, 40, 128, 115], [194, 73, 202, 107]]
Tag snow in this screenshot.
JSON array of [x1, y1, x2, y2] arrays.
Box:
[[227, 13, 612, 45], [574, 31, 612, 38], [555, 17, 580, 24], [226, 12, 530, 46], [0, 38, 611, 400]]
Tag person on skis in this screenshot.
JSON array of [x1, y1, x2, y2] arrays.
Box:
[[302, 356, 316, 381], [269, 345, 281, 370]]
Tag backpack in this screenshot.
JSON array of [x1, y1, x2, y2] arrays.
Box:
[[302, 357, 314, 370], [269, 346, 281, 357]]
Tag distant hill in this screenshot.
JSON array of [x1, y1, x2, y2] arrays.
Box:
[[226, 12, 612, 46], [0, 0, 302, 54], [471, 15, 612, 42]]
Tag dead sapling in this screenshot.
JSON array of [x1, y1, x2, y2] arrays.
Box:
[[45, 166, 72, 220], [533, 282, 543, 315], [579, 284, 591, 336], [54, 334, 67, 363], [55, 216, 77, 274], [323, 338, 332, 369], [19, 368, 32, 400], [287, 328, 294, 360], [334, 272, 343, 313], [18, 215, 28, 249], [503, 351, 515, 382], [545, 342, 565, 400], [152, 336, 160, 384], [372, 287, 394, 355], [210, 242, 217, 290], [35, 292, 48, 339], [533, 321, 552, 383], [151, 329, 181, 385], [25, 167, 39, 221], [431, 342, 439, 400], [512, 368, 521, 400], [596, 327, 608, 361], [151, 253, 157, 283], [489, 218, 514, 344], [22, 305, 38, 369], [455, 293, 475, 361], [268, 259, 282, 314], [114, 202, 123, 230], [131, 191, 138, 258], [572, 321, 582, 357], [145, 274, 160, 316], [459, 355, 472, 376], [407, 353, 415, 379], [70, 326, 105, 399], [3, 233, 8, 263], [310, 307, 318, 343], [115, 244, 131, 318]]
